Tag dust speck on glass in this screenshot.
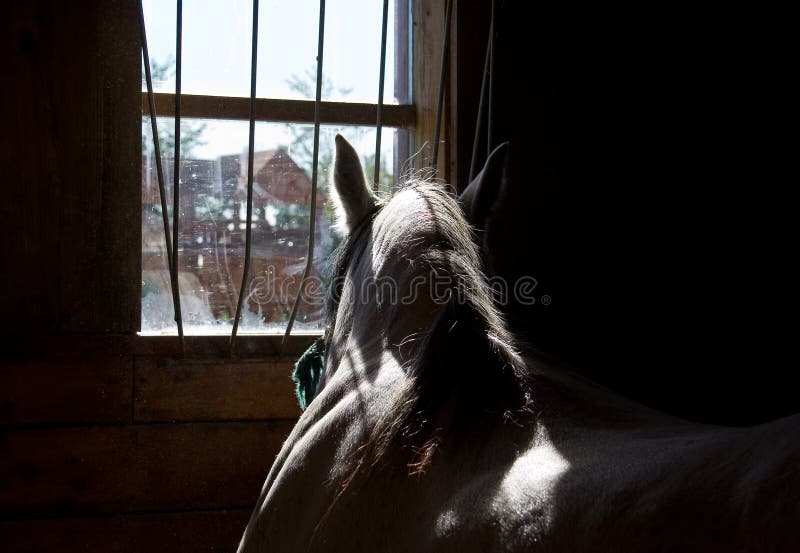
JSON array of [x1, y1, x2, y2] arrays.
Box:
[[140, 0, 405, 335]]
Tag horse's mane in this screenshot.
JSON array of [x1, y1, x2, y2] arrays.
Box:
[[325, 179, 532, 476]]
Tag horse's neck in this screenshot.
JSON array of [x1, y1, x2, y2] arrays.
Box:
[[343, 252, 444, 360]]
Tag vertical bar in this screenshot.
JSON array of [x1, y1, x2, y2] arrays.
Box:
[[431, 0, 453, 171], [173, 0, 186, 354], [373, 0, 390, 190], [138, 1, 174, 273], [230, 0, 260, 353], [282, 0, 326, 350]]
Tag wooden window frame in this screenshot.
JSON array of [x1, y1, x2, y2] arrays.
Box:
[[140, 94, 415, 128], [137, 0, 456, 356]]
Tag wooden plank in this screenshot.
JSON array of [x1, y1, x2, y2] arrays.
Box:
[[95, 0, 142, 333], [0, 509, 251, 553], [0, 3, 62, 333], [1, 1, 140, 335], [0, 422, 294, 517], [3, 334, 318, 361], [3, 335, 136, 361], [53, 0, 141, 333], [135, 358, 301, 422], [0, 357, 132, 426], [141, 92, 417, 128], [134, 334, 318, 358], [412, 0, 450, 182]]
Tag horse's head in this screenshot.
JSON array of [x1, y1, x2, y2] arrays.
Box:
[[300, 134, 529, 474]]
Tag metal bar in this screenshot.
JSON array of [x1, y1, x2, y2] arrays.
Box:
[[140, 93, 415, 127], [469, 17, 492, 181], [230, 0, 260, 352], [173, 0, 186, 354], [138, 0, 174, 274], [373, 0, 390, 190], [282, 0, 326, 351], [431, 0, 453, 171]]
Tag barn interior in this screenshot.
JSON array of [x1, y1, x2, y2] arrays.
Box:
[[2, 1, 796, 551]]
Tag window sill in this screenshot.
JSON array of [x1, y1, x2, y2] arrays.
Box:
[[134, 332, 319, 359]]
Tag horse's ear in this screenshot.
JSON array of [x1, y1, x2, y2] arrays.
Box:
[[332, 134, 377, 233], [458, 142, 511, 232]]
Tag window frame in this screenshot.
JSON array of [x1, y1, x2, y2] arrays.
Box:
[[137, 0, 453, 351]]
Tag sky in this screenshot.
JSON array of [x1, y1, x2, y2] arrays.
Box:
[[142, 0, 400, 159]]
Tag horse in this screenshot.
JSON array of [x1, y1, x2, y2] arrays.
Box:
[[237, 135, 800, 552]]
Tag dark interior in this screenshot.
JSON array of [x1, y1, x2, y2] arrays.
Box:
[[2, 2, 796, 551], [458, 5, 798, 425]]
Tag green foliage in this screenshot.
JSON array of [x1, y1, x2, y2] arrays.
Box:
[[284, 67, 394, 222], [142, 56, 207, 157], [273, 204, 311, 230], [285, 67, 353, 100], [364, 152, 394, 195]]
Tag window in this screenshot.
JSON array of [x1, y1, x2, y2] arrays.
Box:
[[140, 0, 418, 335]]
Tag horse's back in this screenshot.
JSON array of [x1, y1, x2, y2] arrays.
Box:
[[240, 371, 799, 552], [407, 362, 800, 553], [500, 412, 800, 552]]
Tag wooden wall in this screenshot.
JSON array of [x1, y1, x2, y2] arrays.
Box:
[[0, 339, 301, 552], [1, 0, 140, 335], [0, 2, 307, 551]]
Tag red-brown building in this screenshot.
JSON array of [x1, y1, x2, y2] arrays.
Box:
[[141, 149, 334, 332]]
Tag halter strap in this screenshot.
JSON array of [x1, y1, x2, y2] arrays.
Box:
[[292, 337, 326, 410]]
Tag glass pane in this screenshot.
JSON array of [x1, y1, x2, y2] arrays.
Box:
[[141, 118, 396, 334], [141, 0, 404, 104], [319, 0, 397, 103]]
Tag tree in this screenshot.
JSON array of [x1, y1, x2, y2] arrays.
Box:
[[142, 56, 207, 157], [284, 67, 394, 196]]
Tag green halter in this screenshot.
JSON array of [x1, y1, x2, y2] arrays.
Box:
[[292, 337, 326, 410]]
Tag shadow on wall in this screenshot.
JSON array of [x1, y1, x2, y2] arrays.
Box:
[[482, 6, 798, 425]]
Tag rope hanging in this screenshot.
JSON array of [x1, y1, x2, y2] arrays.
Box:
[[431, 0, 454, 171], [469, 0, 496, 181], [230, 0, 261, 353], [281, 0, 327, 351]]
